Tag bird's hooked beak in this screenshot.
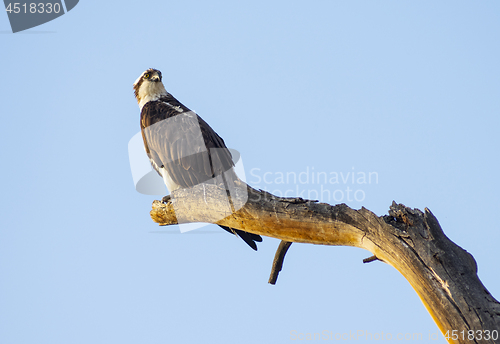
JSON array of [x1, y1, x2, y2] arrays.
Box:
[[151, 72, 162, 82]]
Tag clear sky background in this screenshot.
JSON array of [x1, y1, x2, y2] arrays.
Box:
[[1, 1, 499, 343]]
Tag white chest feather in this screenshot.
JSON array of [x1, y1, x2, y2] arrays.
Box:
[[147, 157, 181, 192], [137, 82, 168, 110], [160, 166, 181, 192]]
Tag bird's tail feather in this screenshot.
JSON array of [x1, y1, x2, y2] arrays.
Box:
[[218, 225, 262, 251]]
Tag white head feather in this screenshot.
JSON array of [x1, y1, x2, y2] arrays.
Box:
[[133, 69, 168, 110]]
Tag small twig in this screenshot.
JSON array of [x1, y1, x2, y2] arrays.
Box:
[[363, 255, 380, 263], [268, 240, 293, 285]]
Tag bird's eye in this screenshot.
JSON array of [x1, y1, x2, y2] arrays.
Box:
[[144, 73, 150, 79]]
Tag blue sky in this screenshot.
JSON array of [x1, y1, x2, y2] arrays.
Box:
[[1, 1, 499, 343]]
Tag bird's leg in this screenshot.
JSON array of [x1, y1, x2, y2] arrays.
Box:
[[161, 195, 171, 204]]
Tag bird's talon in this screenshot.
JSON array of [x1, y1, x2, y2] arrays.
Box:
[[161, 195, 171, 203]]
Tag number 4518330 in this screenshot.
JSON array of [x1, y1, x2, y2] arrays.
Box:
[[444, 330, 498, 341], [5, 3, 62, 14]]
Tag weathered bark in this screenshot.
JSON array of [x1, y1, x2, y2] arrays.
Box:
[[150, 184, 500, 343]]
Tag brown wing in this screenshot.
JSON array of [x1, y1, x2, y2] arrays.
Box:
[[140, 97, 234, 188]]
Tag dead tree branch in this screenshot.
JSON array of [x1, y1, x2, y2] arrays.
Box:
[[149, 184, 500, 343]]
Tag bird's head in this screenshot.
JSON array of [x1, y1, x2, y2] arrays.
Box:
[[133, 68, 167, 108]]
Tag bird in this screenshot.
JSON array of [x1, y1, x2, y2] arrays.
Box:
[[133, 68, 262, 250]]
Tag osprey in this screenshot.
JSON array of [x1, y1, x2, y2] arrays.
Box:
[[134, 68, 262, 250]]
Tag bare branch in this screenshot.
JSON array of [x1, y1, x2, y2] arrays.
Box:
[[268, 241, 293, 285], [362, 255, 379, 264], [150, 184, 500, 342]]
